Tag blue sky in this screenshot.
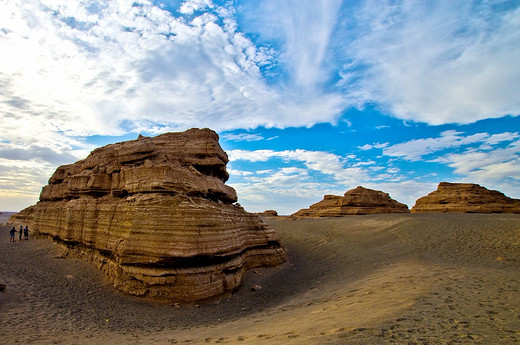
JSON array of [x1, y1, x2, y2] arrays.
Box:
[[0, 0, 519, 214]]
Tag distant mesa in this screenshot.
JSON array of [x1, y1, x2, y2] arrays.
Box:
[[411, 182, 520, 214], [256, 210, 279, 217], [10, 128, 286, 302], [291, 186, 410, 218]]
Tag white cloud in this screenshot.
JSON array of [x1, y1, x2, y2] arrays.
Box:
[[1, 0, 519, 212], [376, 131, 520, 200], [0, 0, 350, 211], [435, 141, 520, 179], [221, 133, 265, 142], [0, 137, 92, 211], [240, 0, 343, 90], [359, 142, 388, 151], [228, 148, 368, 185], [382, 130, 491, 161], [227, 149, 276, 162], [341, 0, 520, 124], [228, 154, 430, 213], [226, 168, 254, 176], [0, 0, 346, 142], [485, 132, 520, 145], [227, 148, 390, 213], [179, 0, 213, 15]]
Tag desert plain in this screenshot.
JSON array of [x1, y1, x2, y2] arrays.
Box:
[[1, 212, 519, 344]]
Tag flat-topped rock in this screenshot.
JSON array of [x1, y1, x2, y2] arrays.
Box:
[[256, 210, 279, 217], [411, 182, 520, 213], [291, 186, 410, 218], [10, 128, 286, 302]]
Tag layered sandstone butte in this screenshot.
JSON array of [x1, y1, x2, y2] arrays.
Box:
[[11, 128, 286, 302], [291, 186, 410, 218], [411, 182, 520, 213], [256, 210, 279, 217]]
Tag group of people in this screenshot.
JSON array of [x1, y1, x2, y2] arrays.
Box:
[[9, 225, 29, 242]]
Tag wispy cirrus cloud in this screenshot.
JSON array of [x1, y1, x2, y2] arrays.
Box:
[[239, 0, 343, 90], [379, 130, 520, 162], [381, 130, 490, 161], [221, 133, 265, 142], [340, 0, 520, 124]]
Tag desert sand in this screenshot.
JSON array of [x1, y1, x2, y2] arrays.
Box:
[[1, 213, 519, 344]]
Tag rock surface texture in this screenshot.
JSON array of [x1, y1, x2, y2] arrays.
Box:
[[411, 182, 520, 213], [291, 186, 410, 218], [11, 129, 286, 302]]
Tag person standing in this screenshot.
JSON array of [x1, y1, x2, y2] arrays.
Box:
[[9, 227, 16, 242], [24, 226, 29, 240], [19, 226, 23, 240]]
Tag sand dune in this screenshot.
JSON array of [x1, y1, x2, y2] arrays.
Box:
[[1, 213, 519, 344]]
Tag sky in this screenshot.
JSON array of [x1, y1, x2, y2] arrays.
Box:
[[0, 0, 519, 214]]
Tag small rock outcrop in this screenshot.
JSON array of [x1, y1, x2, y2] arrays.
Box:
[[11, 128, 286, 302], [411, 182, 520, 213], [291, 186, 410, 218], [256, 210, 278, 217]]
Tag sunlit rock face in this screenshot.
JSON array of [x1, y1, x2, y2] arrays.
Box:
[[411, 182, 520, 214], [291, 186, 410, 218], [12, 128, 286, 302]]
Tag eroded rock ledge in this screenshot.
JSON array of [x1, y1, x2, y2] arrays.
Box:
[[12, 128, 286, 302], [411, 182, 520, 213]]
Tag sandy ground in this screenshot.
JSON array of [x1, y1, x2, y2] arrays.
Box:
[[1, 213, 519, 344]]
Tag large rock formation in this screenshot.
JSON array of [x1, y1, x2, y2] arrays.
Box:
[[291, 186, 410, 218], [411, 182, 520, 213], [11, 128, 286, 302]]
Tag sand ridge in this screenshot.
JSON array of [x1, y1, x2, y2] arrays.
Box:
[[1, 213, 519, 344]]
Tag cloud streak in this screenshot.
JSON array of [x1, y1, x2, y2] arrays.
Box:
[[239, 0, 343, 90], [340, 0, 520, 124], [381, 130, 519, 161]]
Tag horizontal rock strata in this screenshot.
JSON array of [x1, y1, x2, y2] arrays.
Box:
[[291, 186, 410, 218], [7, 205, 35, 228], [411, 182, 520, 213], [11, 128, 286, 302]]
